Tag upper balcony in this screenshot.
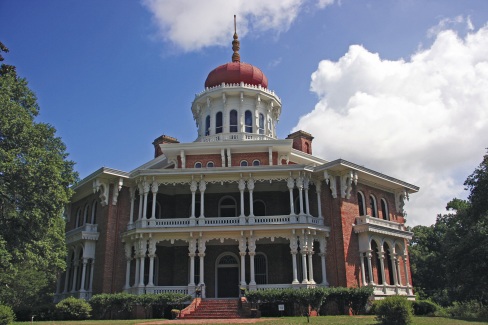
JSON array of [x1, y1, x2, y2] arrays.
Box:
[[66, 224, 100, 245], [354, 215, 412, 239], [126, 214, 325, 232], [197, 132, 275, 143]]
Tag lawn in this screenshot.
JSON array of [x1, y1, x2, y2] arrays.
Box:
[[12, 316, 488, 325]]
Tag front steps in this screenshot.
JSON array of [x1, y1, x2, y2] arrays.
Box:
[[179, 298, 242, 319]]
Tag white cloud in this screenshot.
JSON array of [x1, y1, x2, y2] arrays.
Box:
[[295, 23, 488, 226], [142, 0, 332, 52]]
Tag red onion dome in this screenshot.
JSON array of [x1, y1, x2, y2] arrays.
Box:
[[205, 62, 268, 88]]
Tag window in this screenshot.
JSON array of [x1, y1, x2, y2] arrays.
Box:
[[230, 110, 238, 132], [381, 198, 389, 221], [370, 195, 378, 218], [245, 110, 252, 133], [255, 253, 268, 284], [75, 208, 82, 228], [219, 196, 237, 218], [206, 161, 214, 167], [258, 113, 264, 134], [357, 192, 366, 216], [83, 204, 90, 225], [193, 256, 200, 284], [194, 162, 202, 168], [205, 115, 210, 136], [216, 112, 223, 134], [91, 200, 97, 224], [253, 160, 260, 166], [253, 200, 266, 216], [240, 160, 248, 167]]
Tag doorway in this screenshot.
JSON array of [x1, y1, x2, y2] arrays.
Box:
[[216, 253, 239, 298]]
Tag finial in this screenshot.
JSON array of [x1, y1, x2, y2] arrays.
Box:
[[232, 15, 240, 62]]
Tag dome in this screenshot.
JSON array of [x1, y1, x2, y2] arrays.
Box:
[[204, 62, 268, 89]]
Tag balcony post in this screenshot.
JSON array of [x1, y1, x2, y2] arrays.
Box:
[[287, 177, 296, 220], [248, 237, 257, 288], [247, 178, 255, 224], [79, 258, 88, 292], [319, 237, 329, 286], [300, 235, 309, 284], [198, 180, 206, 225], [88, 259, 95, 293], [360, 252, 367, 286], [190, 180, 197, 225], [403, 254, 411, 294], [71, 259, 79, 293], [238, 178, 246, 225], [150, 181, 159, 219], [316, 182, 323, 224], [147, 239, 156, 287], [198, 238, 206, 298], [307, 249, 315, 285], [378, 251, 387, 293], [142, 180, 150, 220], [304, 177, 310, 216], [289, 236, 300, 285], [137, 239, 147, 287], [296, 176, 305, 219], [129, 187, 135, 225], [137, 183, 143, 221], [239, 236, 247, 287], [188, 238, 197, 287]]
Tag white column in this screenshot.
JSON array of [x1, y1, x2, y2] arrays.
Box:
[[248, 237, 257, 287], [304, 177, 310, 216], [238, 178, 246, 224], [198, 238, 206, 297], [190, 180, 197, 220], [150, 181, 159, 219], [379, 251, 387, 291], [391, 253, 399, 286], [290, 236, 299, 284], [79, 258, 88, 292], [63, 265, 71, 294], [316, 183, 323, 223], [403, 254, 411, 294], [296, 177, 305, 217], [199, 181, 206, 222], [239, 237, 247, 287], [360, 252, 367, 286], [147, 239, 157, 287], [247, 178, 255, 224], [129, 187, 135, 225], [138, 240, 147, 287], [287, 177, 295, 217], [307, 250, 315, 284], [124, 243, 132, 290], [134, 258, 140, 287], [137, 183, 143, 221], [396, 256, 402, 286], [221, 148, 226, 167], [367, 251, 374, 285], [226, 148, 232, 167], [71, 260, 79, 292], [188, 239, 197, 287], [319, 238, 328, 286], [300, 235, 309, 284], [142, 181, 150, 220], [88, 259, 95, 293]]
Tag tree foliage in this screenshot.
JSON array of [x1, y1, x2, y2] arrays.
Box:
[[0, 43, 77, 309], [410, 151, 488, 305]]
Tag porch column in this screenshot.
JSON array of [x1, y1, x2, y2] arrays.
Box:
[[304, 177, 310, 216], [319, 238, 329, 286], [391, 253, 399, 286], [124, 242, 132, 290], [360, 252, 367, 286], [134, 258, 140, 287], [296, 176, 305, 217], [190, 180, 197, 225], [247, 178, 255, 224], [287, 177, 295, 217], [367, 251, 374, 285], [79, 258, 88, 292], [403, 254, 411, 294], [248, 237, 257, 288], [129, 187, 135, 225], [238, 178, 246, 224], [137, 183, 143, 220], [379, 251, 387, 292], [138, 239, 147, 287], [221, 148, 226, 167], [396, 256, 402, 286], [147, 239, 157, 287], [198, 238, 206, 297], [142, 181, 150, 220], [71, 260, 79, 292], [300, 235, 308, 284], [88, 259, 95, 293], [316, 182, 324, 224], [198, 180, 206, 225], [150, 181, 159, 219], [239, 236, 247, 287], [63, 264, 71, 294], [188, 239, 197, 287], [307, 249, 315, 284], [289, 236, 300, 284]]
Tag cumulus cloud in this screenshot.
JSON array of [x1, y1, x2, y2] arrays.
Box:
[[142, 0, 333, 52], [295, 23, 488, 226]]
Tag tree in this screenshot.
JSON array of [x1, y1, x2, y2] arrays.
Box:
[[0, 43, 77, 309]]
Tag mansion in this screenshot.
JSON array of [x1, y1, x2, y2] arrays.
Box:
[[55, 28, 418, 302]]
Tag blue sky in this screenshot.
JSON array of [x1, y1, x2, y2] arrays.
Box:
[[2, 0, 488, 226]]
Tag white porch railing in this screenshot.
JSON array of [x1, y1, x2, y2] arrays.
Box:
[[198, 132, 274, 143], [372, 284, 413, 296], [66, 224, 99, 244], [255, 284, 293, 290], [356, 216, 406, 231], [127, 214, 324, 230], [145, 286, 189, 295]]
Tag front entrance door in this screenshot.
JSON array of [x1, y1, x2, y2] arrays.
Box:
[[216, 253, 239, 298]]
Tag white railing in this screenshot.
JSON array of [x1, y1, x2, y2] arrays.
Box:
[[127, 215, 324, 230], [198, 132, 274, 143], [356, 216, 406, 231], [372, 284, 412, 296], [66, 223, 98, 237], [255, 284, 293, 290], [146, 286, 189, 295]]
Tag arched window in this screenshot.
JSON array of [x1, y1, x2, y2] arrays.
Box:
[[91, 200, 97, 224], [258, 113, 264, 134], [216, 112, 223, 134], [205, 115, 210, 136], [370, 195, 378, 218], [371, 240, 382, 284], [305, 142, 310, 154], [245, 110, 252, 133], [253, 200, 266, 216], [83, 204, 90, 225], [255, 253, 268, 284], [219, 196, 237, 218], [147, 199, 162, 219], [194, 162, 202, 168], [381, 198, 389, 221], [357, 192, 366, 216], [75, 208, 82, 228], [240, 160, 248, 167], [207, 161, 214, 167], [252, 160, 260, 166], [230, 110, 238, 133], [384, 243, 394, 285]]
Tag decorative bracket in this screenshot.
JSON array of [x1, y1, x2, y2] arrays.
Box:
[[340, 170, 357, 199], [395, 189, 409, 215], [324, 170, 337, 198], [111, 177, 124, 205], [93, 178, 110, 207]]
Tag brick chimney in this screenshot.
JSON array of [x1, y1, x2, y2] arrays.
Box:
[[152, 135, 179, 158], [286, 130, 314, 154]]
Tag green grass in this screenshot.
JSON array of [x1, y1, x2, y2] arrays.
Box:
[[12, 316, 488, 325]]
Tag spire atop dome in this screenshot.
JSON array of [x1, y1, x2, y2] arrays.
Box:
[[232, 15, 240, 62]]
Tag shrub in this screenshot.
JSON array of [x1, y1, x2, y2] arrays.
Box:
[[0, 305, 15, 325], [375, 295, 413, 325], [412, 299, 441, 316], [89, 293, 135, 319], [447, 300, 488, 319], [55, 297, 91, 320]]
